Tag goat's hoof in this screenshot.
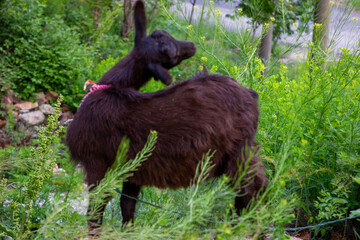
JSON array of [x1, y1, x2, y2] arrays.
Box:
[[86, 226, 102, 238]]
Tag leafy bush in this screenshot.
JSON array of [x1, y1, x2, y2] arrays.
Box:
[[1, 0, 359, 238], [0, 96, 67, 238], [0, 0, 95, 108]]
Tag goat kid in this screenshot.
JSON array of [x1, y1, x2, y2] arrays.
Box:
[[67, 0, 195, 228], [66, 0, 267, 229]]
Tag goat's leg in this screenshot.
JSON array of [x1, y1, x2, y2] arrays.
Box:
[[85, 160, 111, 229], [120, 182, 141, 225], [234, 156, 268, 215]]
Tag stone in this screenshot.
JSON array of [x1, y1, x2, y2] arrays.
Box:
[[2, 96, 13, 107], [0, 120, 6, 129], [18, 109, 30, 114], [19, 111, 45, 125], [1, 92, 21, 108], [34, 92, 45, 100], [46, 91, 59, 101], [34, 92, 47, 105], [60, 111, 74, 123], [39, 104, 55, 115], [14, 101, 38, 110], [61, 104, 71, 112], [11, 111, 19, 119], [1, 84, 10, 90], [31, 134, 38, 139]]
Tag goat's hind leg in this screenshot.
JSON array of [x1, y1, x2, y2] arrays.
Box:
[[120, 182, 141, 225], [234, 155, 268, 215]]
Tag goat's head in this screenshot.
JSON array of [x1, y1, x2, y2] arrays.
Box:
[[134, 0, 196, 85]]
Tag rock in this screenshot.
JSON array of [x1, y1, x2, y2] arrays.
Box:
[[60, 111, 74, 123], [11, 111, 19, 119], [295, 231, 311, 240], [14, 101, 38, 110], [1, 84, 10, 90], [2, 96, 13, 107], [46, 91, 59, 101], [39, 104, 55, 115], [0, 120, 6, 129], [61, 104, 71, 112], [18, 109, 30, 114], [31, 134, 38, 139], [19, 111, 45, 125], [34, 92, 47, 105], [53, 163, 59, 174], [1, 92, 21, 108]]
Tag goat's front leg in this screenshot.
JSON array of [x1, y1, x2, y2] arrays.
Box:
[[85, 160, 111, 230], [120, 182, 141, 225]]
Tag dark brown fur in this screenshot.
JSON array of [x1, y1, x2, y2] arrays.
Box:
[[66, 0, 267, 228]]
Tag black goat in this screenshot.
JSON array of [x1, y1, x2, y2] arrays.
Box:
[[66, 0, 267, 229]]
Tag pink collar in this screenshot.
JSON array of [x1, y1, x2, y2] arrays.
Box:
[[80, 80, 111, 106]]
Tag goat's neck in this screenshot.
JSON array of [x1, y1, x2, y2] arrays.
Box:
[[97, 52, 151, 90]]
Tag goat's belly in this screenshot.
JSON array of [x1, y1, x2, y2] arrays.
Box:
[[127, 156, 199, 189]]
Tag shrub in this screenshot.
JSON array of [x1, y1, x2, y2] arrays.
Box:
[[0, 0, 94, 108]]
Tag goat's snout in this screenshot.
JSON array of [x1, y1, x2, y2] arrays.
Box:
[[178, 40, 196, 59]]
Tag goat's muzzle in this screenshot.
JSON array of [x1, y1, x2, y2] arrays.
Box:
[[178, 41, 196, 60]]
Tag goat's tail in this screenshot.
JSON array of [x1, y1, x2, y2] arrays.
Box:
[[248, 89, 259, 100], [195, 65, 209, 77]]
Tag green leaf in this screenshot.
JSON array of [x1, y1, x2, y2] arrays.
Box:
[[353, 176, 360, 185], [350, 209, 360, 218], [0, 222, 15, 238]]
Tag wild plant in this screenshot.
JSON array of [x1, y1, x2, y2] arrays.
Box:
[[161, 0, 360, 236], [35, 131, 158, 239], [0, 96, 65, 239]]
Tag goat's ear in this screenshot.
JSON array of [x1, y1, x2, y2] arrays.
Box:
[[148, 63, 172, 85], [134, 0, 147, 46]]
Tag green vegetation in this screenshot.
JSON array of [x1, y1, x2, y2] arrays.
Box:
[[350, 0, 360, 11], [1, 0, 359, 239]]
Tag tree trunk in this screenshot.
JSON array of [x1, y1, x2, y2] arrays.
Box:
[[258, 22, 274, 71], [92, 0, 103, 31], [313, 0, 330, 52], [185, 0, 197, 40], [121, 0, 133, 38], [312, 0, 331, 68]]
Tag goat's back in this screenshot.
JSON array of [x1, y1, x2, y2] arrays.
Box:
[[66, 74, 259, 189]]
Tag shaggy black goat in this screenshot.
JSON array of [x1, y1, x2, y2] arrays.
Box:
[[66, 0, 267, 229]]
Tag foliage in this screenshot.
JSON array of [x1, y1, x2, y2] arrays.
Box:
[[1, 0, 360, 238], [0, 0, 95, 108], [314, 183, 349, 221], [88, 131, 158, 219], [89, 55, 120, 82], [3, 107, 27, 146], [167, 2, 360, 237], [256, 46, 360, 235], [0, 96, 67, 239], [0, 0, 131, 109], [348, 0, 360, 11], [224, 0, 313, 44]]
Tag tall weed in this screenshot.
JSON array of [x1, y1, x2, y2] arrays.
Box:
[[0, 96, 65, 239]]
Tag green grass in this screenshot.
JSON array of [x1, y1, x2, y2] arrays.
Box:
[[350, 0, 360, 11], [1, 0, 360, 239]]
